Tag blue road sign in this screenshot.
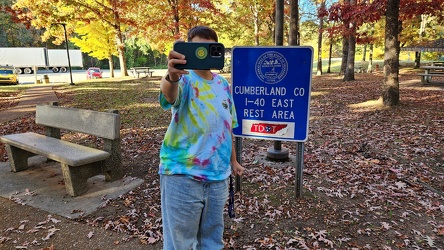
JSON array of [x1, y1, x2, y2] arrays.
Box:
[[232, 46, 313, 142]]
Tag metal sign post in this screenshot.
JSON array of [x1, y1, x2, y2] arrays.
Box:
[[232, 46, 313, 198], [295, 142, 304, 198]]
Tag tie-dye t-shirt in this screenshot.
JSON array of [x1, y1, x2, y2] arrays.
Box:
[[159, 70, 238, 181]]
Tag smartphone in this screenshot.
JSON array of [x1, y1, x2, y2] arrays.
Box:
[[174, 42, 225, 70]]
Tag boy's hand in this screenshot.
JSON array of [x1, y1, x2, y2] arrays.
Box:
[[167, 40, 188, 80], [231, 161, 244, 176]]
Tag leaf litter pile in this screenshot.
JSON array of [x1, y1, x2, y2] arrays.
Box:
[[0, 72, 443, 249]]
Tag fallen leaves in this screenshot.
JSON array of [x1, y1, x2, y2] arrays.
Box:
[[220, 73, 444, 249], [87, 231, 94, 239], [0, 89, 21, 112], [1, 74, 443, 248], [42, 228, 60, 241], [0, 215, 62, 248], [0, 236, 11, 244]]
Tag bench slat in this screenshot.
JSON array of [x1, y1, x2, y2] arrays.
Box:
[[418, 73, 444, 77], [36, 105, 120, 140], [0, 132, 110, 166]]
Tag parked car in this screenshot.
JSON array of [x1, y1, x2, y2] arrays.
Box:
[[86, 67, 102, 79], [0, 65, 19, 85]]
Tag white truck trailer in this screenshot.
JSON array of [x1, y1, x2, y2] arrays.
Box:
[[47, 49, 83, 73], [0, 47, 83, 74]]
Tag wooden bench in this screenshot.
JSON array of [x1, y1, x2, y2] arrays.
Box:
[[129, 67, 153, 78], [0, 103, 123, 196], [418, 73, 444, 84]]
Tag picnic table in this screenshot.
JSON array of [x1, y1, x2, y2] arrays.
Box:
[[129, 67, 153, 78], [418, 65, 444, 84]]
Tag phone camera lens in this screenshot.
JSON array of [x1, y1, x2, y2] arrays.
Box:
[[209, 45, 223, 57]]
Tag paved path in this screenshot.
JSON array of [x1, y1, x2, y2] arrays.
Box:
[[0, 85, 59, 124]]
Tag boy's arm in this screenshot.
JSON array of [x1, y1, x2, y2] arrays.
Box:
[[231, 134, 244, 176], [160, 72, 180, 104]]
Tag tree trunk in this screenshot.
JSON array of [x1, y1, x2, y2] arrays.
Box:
[[269, 0, 287, 161], [254, 12, 260, 46], [327, 38, 333, 73], [275, 0, 284, 46], [362, 44, 367, 61], [172, 2, 180, 36], [116, 31, 128, 77], [414, 51, 421, 68], [110, 3, 128, 77], [108, 55, 114, 78], [368, 44, 374, 73], [289, 0, 299, 46], [343, 0, 356, 81], [339, 0, 351, 77], [382, 0, 400, 106], [343, 33, 356, 81], [340, 35, 349, 76], [316, 0, 325, 76], [316, 31, 323, 75]]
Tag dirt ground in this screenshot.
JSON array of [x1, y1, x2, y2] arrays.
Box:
[[0, 70, 443, 249]]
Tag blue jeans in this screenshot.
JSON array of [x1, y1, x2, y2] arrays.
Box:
[[160, 175, 228, 250]]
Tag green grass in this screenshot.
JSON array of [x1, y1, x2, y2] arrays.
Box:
[[53, 79, 168, 129], [0, 84, 30, 91]]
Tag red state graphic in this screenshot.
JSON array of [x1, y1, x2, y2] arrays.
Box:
[[250, 123, 288, 134]]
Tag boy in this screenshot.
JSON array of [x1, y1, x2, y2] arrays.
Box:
[[159, 26, 244, 249]]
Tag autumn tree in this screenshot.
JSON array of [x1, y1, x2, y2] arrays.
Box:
[[59, 0, 140, 77], [399, 2, 444, 68], [13, 0, 139, 77], [70, 21, 118, 77], [334, 0, 444, 60], [358, 22, 379, 72], [382, 0, 443, 105], [217, 0, 276, 46], [12, 0, 79, 47], [326, 0, 443, 97], [133, 0, 224, 53], [0, 0, 44, 47], [326, 0, 351, 77], [326, 0, 382, 80]]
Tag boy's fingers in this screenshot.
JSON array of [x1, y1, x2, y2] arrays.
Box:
[[168, 51, 185, 60]]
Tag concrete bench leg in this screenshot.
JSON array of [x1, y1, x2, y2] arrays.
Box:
[[103, 139, 123, 181], [4, 145, 36, 172], [103, 157, 123, 181], [61, 162, 102, 196]]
